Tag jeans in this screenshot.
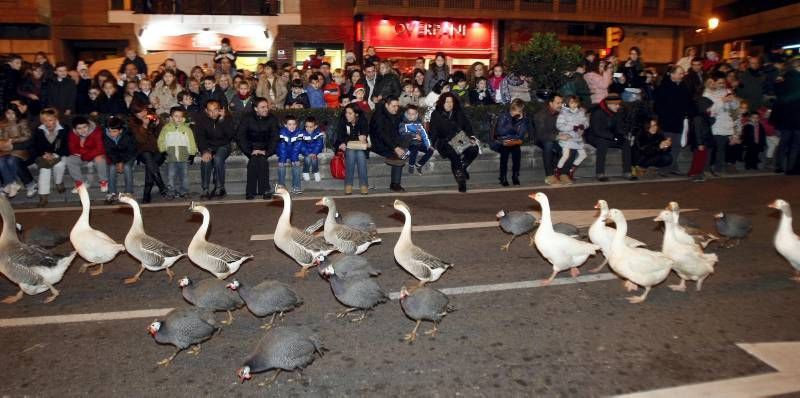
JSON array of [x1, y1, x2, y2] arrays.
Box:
[[535, 140, 560, 176], [167, 162, 188, 194], [345, 149, 368, 187], [278, 162, 301, 190], [498, 145, 521, 178], [246, 155, 271, 195], [586, 136, 632, 176], [303, 154, 319, 173], [408, 143, 433, 167], [200, 145, 230, 191], [662, 132, 683, 172], [107, 160, 135, 194], [17, 157, 34, 186], [0, 156, 18, 186], [65, 155, 108, 184], [137, 151, 166, 192], [711, 135, 730, 172], [37, 157, 66, 195]]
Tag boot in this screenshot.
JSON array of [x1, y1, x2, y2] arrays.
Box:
[[454, 169, 467, 192], [512, 173, 520, 185], [55, 183, 65, 194], [142, 185, 153, 204], [344, 185, 353, 195], [153, 172, 167, 195], [499, 175, 509, 187], [568, 166, 578, 181], [37, 194, 48, 208]]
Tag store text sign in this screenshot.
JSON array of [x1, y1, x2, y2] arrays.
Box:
[[366, 18, 491, 50], [394, 21, 467, 38]]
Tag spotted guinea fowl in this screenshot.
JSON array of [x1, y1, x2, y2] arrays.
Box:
[[187, 202, 253, 279], [496, 209, 536, 251], [273, 188, 336, 278], [178, 276, 244, 325], [320, 264, 388, 322], [714, 211, 752, 248], [317, 197, 381, 255], [588, 200, 646, 273], [399, 285, 455, 344], [319, 255, 381, 279], [69, 184, 125, 276], [666, 202, 719, 248], [0, 196, 77, 304], [655, 210, 718, 292], [17, 224, 68, 248], [228, 279, 303, 329], [147, 306, 220, 366], [393, 199, 452, 286], [552, 222, 581, 238], [531, 192, 600, 285], [304, 211, 377, 235], [768, 199, 800, 282], [237, 326, 324, 386], [118, 194, 185, 284]]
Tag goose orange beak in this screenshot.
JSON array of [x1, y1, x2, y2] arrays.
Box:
[[315, 199, 324, 206], [767, 201, 778, 209]]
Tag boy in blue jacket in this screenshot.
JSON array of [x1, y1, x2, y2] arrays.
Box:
[[301, 116, 324, 182], [399, 105, 433, 175], [277, 115, 303, 194]]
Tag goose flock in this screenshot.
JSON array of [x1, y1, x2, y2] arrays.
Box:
[[0, 187, 798, 385]]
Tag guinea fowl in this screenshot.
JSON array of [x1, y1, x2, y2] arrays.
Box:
[[399, 285, 455, 344], [228, 279, 303, 329], [305, 211, 377, 235], [178, 276, 244, 325], [237, 326, 324, 386], [118, 194, 185, 284], [320, 264, 388, 322], [714, 211, 753, 248], [147, 306, 220, 366], [530, 192, 599, 285], [317, 197, 381, 254], [187, 202, 253, 279], [654, 210, 718, 292], [273, 188, 336, 278], [320, 255, 381, 279], [768, 199, 800, 282], [666, 202, 719, 248], [607, 208, 674, 303], [0, 196, 77, 304], [496, 209, 537, 251], [393, 200, 452, 286], [69, 184, 125, 276], [18, 225, 68, 248], [552, 223, 581, 238], [588, 200, 646, 273]]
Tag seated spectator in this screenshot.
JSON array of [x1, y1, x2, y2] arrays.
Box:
[[97, 80, 128, 118], [276, 115, 303, 194], [176, 90, 201, 122], [194, 100, 234, 198], [373, 60, 402, 105], [157, 107, 197, 199], [301, 116, 324, 182], [429, 92, 479, 193], [533, 94, 565, 185], [66, 115, 109, 193], [256, 61, 287, 109], [32, 108, 70, 207], [237, 97, 279, 200], [350, 84, 371, 113], [322, 72, 343, 109], [79, 86, 101, 117], [469, 77, 494, 106], [284, 79, 310, 109], [399, 105, 433, 176], [151, 70, 183, 116], [47, 63, 77, 117], [0, 105, 32, 197], [102, 116, 137, 203], [451, 71, 470, 105], [199, 76, 228, 108], [493, 98, 529, 186], [305, 73, 325, 109], [370, 96, 408, 193], [635, 118, 673, 175], [334, 103, 370, 195], [555, 96, 589, 185], [399, 81, 420, 107], [228, 80, 255, 125], [585, 93, 636, 182]]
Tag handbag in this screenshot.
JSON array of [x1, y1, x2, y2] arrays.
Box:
[[36, 155, 60, 169], [448, 131, 477, 155], [502, 139, 523, 147], [346, 141, 368, 151], [329, 150, 346, 180]]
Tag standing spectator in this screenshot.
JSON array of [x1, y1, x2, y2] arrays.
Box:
[[300, 116, 324, 182], [118, 63, 141, 87], [157, 107, 197, 199], [237, 97, 279, 199], [102, 117, 137, 203], [66, 116, 109, 193], [555, 96, 589, 184], [284, 79, 310, 109], [217, 74, 235, 104], [276, 115, 303, 194], [350, 84, 371, 113], [17, 65, 46, 117], [370, 96, 407, 193], [319, 62, 333, 84], [741, 112, 765, 170], [363, 63, 379, 109], [429, 92, 479, 193], [534, 94, 564, 185], [216, 58, 237, 81], [676, 47, 698, 73], [738, 56, 766, 110], [687, 97, 715, 182], [372, 60, 401, 105], [559, 64, 592, 106], [469, 77, 494, 106], [584, 59, 613, 104], [118, 47, 148, 78], [176, 91, 201, 122], [75, 61, 93, 115], [586, 93, 636, 182], [198, 76, 228, 108], [493, 99, 529, 186], [467, 62, 487, 86], [322, 71, 343, 108], [343, 69, 363, 99], [0, 105, 32, 197], [256, 61, 287, 109], [163, 58, 188, 87], [214, 38, 237, 74], [399, 105, 433, 176], [684, 57, 706, 98], [412, 69, 426, 94], [703, 72, 739, 175], [303, 48, 325, 71], [305, 73, 325, 109], [135, 78, 153, 106], [654, 65, 691, 175], [194, 100, 234, 198], [46, 63, 76, 117], [122, 80, 141, 111], [636, 118, 673, 173], [33, 52, 55, 81], [344, 52, 359, 73], [97, 80, 128, 118], [228, 80, 255, 123], [772, 56, 800, 174], [129, 103, 166, 203], [501, 73, 531, 103], [31, 108, 69, 207], [399, 81, 420, 107], [760, 107, 779, 167], [620, 47, 645, 90], [150, 70, 183, 116], [334, 103, 370, 195], [424, 52, 450, 96], [488, 64, 506, 104], [1, 54, 24, 110], [364, 46, 380, 66]]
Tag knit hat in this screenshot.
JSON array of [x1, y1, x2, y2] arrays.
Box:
[[353, 83, 365, 93], [605, 93, 622, 104]]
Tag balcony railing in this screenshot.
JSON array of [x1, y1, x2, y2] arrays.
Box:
[[112, 0, 282, 15]]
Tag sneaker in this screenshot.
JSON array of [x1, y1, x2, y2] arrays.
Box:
[[314, 172, 321, 182], [416, 164, 424, 175], [71, 181, 84, 194], [291, 188, 303, 195], [302, 173, 310, 182], [104, 193, 117, 204], [691, 174, 706, 182], [544, 176, 561, 186], [56, 183, 65, 193], [5, 183, 20, 198], [596, 175, 609, 182], [217, 188, 227, 198], [360, 185, 369, 195], [25, 182, 37, 198], [99, 180, 109, 193], [408, 166, 415, 175]]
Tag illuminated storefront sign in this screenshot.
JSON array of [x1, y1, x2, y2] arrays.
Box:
[[364, 17, 493, 58]]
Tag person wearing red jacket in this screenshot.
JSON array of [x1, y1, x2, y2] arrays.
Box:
[[66, 116, 108, 193]]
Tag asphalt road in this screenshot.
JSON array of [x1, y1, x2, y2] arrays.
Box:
[[1, 175, 799, 397]]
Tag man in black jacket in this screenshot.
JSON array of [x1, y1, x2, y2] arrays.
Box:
[[371, 61, 401, 105], [533, 94, 564, 185], [238, 97, 280, 199], [654, 65, 691, 175], [46, 63, 76, 116], [193, 100, 235, 198], [586, 94, 637, 182], [369, 96, 407, 192]]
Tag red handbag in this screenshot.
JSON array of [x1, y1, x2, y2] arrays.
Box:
[[330, 150, 346, 180]]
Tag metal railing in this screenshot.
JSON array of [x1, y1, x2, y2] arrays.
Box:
[[116, 0, 282, 15], [359, 0, 692, 17]]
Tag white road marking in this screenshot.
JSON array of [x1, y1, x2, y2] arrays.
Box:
[[0, 274, 619, 328], [617, 342, 800, 398], [250, 209, 684, 241]]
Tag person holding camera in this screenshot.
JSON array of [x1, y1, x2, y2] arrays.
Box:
[[584, 57, 614, 104]]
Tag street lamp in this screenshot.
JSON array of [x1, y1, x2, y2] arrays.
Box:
[[708, 17, 720, 31], [699, 17, 720, 55]]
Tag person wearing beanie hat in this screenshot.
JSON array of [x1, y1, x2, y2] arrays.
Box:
[[351, 83, 371, 113], [585, 93, 637, 182]]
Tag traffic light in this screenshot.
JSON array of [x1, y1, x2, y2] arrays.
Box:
[[606, 26, 625, 49]]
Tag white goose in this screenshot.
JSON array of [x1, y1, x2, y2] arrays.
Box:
[[666, 202, 719, 248], [118, 194, 186, 284], [273, 188, 336, 278], [607, 208, 674, 303], [393, 199, 452, 286], [187, 202, 252, 279], [654, 209, 718, 292], [317, 197, 381, 255], [0, 196, 77, 303], [530, 192, 599, 285], [69, 184, 125, 276], [768, 199, 800, 282], [588, 199, 646, 273]]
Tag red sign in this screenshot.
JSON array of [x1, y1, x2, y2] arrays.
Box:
[[364, 17, 492, 57]]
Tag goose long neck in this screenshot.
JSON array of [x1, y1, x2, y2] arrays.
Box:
[[778, 207, 793, 235], [0, 198, 18, 243], [325, 202, 338, 224], [77, 189, 90, 226], [611, 215, 627, 247], [193, 208, 210, 242], [399, 207, 412, 243], [129, 201, 144, 234], [539, 199, 553, 231], [278, 194, 292, 228]]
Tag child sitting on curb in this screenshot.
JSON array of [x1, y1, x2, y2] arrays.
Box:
[[66, 116, 108, 193], [301, 116, 324, 182], [555, 95, 589, 185], [399, 105, 433, 175], [277, 115, 303, 194], [102, 116, 137, 203]]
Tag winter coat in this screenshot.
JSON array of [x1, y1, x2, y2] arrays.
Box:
[[68, 122, 106, 161], [587, 101, 621, 142], [323, 82, 343, 109], [689, 97, 715, 149], [771, 68, 800, 130], [237, 112, 279, 156], [301, 127, 325, 155], [428, 108, 473, 150], [276, 126, 303, 163], [97, 92, 128, 117], [494, 111, 530, 143], [683, 70, 705, 99], [157, 121, 197, 162], [557, 107, 589, 150], [284, 92, 310, 109], [742, 122, 765, 152], [118, 56, 148, 76], [46, 77, 76, 114], [637, 130, 669, 160], [654, 79, 691, 133], [335, 115, 369, 149], [533, 107, 559, 143], [255, 75, 287, 108], [128, 116, 160, 154], [703, 88, 739, 136], [737, 68, 766, 109], [193, 114, 234, 152], [0, 119, 32, 160], [0, 65, 22, 106], [424, 66, 450, 95], [559, 72, 592, 106], [619, 60, 645, 88], [150, 82, 183, 115], [306, 86, 325, 109], [469, 88, 494, 106], [451, 85, 470, 105], [399, 119, 431, 149], [228, 95, 254, 121], [373, 73, 401, 100], [198, 86, 229, 109], [584, 70, 612, 104], [103, 130, 138, 163], [369, 104, 404, 155], [32, 123, 70, 158]]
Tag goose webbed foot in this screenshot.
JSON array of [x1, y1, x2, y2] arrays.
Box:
[[42, 286, 60, 303], [165, 267, 175, 283], [404, 320, 421, 344], [123, 266, 145, 285], [89, 263, 104, 276], [258, 369, 282, 387], [626, 287, 651, 304], [78, 262, 97, 274], [293, 266, 312, 278], [2, 290, 24, 304], [668, 279, 687, 292], [569, 267, 580, 278], [540, 270, 558, 286], [623, 280, 639, 292]]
